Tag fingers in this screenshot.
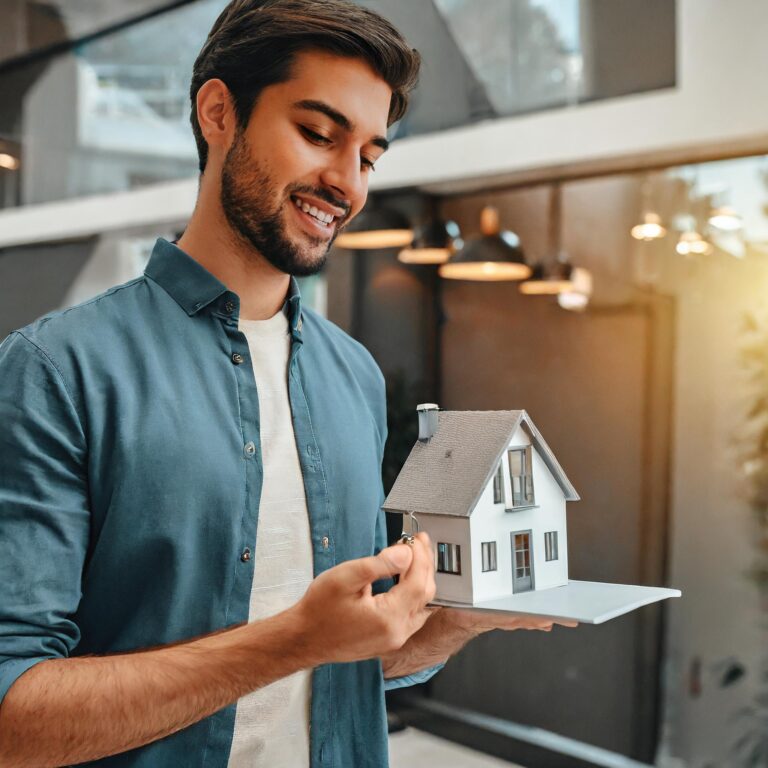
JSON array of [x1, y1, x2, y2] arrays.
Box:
[[388, 533, 435, 609], [453, 611, 579, 634], [342, 545, 414, 591]]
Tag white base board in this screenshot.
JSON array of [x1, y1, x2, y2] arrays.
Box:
[[431, 580, 681, 624]]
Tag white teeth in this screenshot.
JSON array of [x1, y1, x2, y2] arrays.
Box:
[[294, 196, 334, 225]]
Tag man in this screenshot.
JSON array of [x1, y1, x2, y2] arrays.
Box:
[[0, 2, 570, 766]]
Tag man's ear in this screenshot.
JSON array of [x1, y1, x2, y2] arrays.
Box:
[[196, 78, 238, 162]]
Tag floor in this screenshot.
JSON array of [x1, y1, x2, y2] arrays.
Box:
[[389, 727, 522, 767]]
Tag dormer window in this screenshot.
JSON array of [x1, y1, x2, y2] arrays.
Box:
[[508, 446, 534, 507], [493, 463, 505, 504]]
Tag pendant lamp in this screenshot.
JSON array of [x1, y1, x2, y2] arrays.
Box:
[[676, 230, 713, 256], [631, 176, 667, 241], [439, 206, 530, 281], [398, 219, 462, 265], [520, 183, 576, 295], [0, 152, 19, 171], [557, 267, 593, 311], [334, 204, 413, 249], [708, 205, 742, 232], [520, 261, 574, 294]]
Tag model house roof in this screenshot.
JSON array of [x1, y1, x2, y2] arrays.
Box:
[[383, 409, 580, 518]]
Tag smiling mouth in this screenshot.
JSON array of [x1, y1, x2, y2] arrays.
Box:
[[290, 195, 338, 228]]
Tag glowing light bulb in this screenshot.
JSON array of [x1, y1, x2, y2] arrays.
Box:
[[0, 153, 19, 171], [631, 212, 667, 241], [708, 206, 742, 232]]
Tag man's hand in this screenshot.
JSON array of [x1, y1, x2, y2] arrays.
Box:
[[382, 599, 578, 680], [291, 533, 436, 665], [439, 607, 578, 641], [0, 535, 436, 768]]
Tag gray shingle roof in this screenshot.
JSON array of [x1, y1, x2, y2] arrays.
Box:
[[382, 410, 580, 517]]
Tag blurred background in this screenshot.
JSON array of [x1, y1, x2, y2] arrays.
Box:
[[1, 1, 767, 766]]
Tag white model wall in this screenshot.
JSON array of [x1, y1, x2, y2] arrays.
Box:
[[420, 514, 473, 604], [469, 425, 569, 603]]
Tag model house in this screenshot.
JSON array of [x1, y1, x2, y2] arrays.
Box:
[[383, 404, 580, 605]]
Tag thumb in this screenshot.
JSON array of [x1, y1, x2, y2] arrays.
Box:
[[345, 545, 413, 590]]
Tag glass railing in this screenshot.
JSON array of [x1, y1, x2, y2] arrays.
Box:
[[0, 0, 676, 211], [0, 0, 225, 208]]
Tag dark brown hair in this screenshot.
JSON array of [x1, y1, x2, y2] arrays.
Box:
[[189, 0, 421, 173]]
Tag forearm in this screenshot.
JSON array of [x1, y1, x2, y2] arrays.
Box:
[[0, 606, 314, 768], [381, 607, 474, 680]]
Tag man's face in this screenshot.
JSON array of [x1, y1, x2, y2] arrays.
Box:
[[220, 50, 392, 276]]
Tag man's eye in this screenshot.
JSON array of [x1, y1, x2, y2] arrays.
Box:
[[301, 126, 376, 171], [300, 126, 331, 145]]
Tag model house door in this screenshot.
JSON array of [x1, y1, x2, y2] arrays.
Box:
[[511, 530, 534, 593]]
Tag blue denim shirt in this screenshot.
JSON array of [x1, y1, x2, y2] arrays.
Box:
[[0, 238, 438, 767]]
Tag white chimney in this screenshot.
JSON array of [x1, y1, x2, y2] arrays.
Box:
[[417, 403, 439, 442]]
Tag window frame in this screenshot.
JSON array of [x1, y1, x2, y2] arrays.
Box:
[[544, 530, 559, 561], [492, 463, 505, 504], [436, 542, 462, 575], [481, 540, 498, 572], [508, 445, 535, 508]]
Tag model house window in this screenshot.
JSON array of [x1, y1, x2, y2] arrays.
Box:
[[508, 446, 534, 507], [492, 463, 504, 504], [436, 542, 461, 574], [545, 531, 559, 561], [481, 541, 497, 572]]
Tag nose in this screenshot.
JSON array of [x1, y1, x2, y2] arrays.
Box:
[[319, 147, 366, 215]]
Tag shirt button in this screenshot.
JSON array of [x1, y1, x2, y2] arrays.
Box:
[[224, 300, 236, 314], [232, 352, 244, 365], [244, 441, 256, 456], [322, 536, 330, 549], [241, 547, 251, 562]]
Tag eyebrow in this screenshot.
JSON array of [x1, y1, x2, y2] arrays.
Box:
[[292, 99, 390, 152]]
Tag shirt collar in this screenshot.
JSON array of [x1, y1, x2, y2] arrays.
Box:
[[144, 238, 227, 316], [144, 238, 304, 341]]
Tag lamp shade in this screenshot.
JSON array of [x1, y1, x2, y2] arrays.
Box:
[[398, 219, 462, 264], [439, 207, 530, 281], [334, 206, 413, 249], [519, 260, 574, 295], [557, 267, 593, 311], [676, 230, 713, 256], [631, 212, 667, 241], [708, 206, 742, 231], [0, 153, 19, 171]]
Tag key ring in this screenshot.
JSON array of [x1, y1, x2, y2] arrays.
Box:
[[399, 512, 420, 546]]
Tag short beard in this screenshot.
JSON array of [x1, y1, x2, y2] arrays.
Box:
[[220, 132, 332, 277]]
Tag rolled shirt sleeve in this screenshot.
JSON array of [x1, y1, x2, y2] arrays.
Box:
[[383, 661, 445, 691], [0, 331, 89, 704]]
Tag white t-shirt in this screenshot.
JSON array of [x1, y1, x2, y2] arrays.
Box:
[[227, 306, 314, 767]]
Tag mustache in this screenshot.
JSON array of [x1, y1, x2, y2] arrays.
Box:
[[289, 185, 351, 220]]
